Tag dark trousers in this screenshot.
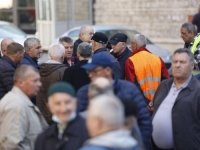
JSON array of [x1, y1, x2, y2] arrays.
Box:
[[151, 139, 174, 150]]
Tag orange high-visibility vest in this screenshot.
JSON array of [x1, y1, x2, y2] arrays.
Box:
[[129, 50, 161, 101]]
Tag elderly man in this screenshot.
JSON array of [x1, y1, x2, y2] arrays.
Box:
[[0, 38, 14, 58], [0, 65, 47, 150], [125, 34, 169, 102], [36, 44, 67, 124], [0, 42, 24, 99], [77, 52, 152, 150], [73, 25, 94, 56], [91, 32, 122, 79], [35, 82, 89, 150], [59, 36, 78, 67], [79, 94, 140, 150], [151, 48, 200, 150], [63, 42, 92, 92], [110, 33, 132, 79], [181, 22, 200, 54], [21, 37, 42, 70]]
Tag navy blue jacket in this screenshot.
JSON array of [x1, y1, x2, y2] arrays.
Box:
[[77, 79, 152, 150], [94, 48, 122, 79], [21, 53, 40, 70], [111, 47, 132, 79], [79, 145, 140, 150], [0, 55, 17, 99]]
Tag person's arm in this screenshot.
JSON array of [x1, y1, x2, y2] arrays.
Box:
[[76, 84, 89, 112], [159, 58, 170, 80], [1, 68, 14, 92], [0, 102, 28, 149], [125, 59, 135, 82]]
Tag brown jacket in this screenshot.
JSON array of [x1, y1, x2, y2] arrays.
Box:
[[36, 61, 67, 124]]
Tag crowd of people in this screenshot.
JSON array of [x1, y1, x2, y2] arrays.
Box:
[[0, 18, 200, 150]]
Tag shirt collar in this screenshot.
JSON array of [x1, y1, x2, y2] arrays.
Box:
[[172, 75, 192, 90]]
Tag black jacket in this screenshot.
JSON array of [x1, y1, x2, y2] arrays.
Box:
[[152, 76, 200, 150], [0, 55, 17, 99], [94, 48, 122, 79], [73, 38, 83, 56], [37, 63, 67, 124], [111, 47, 131, 79], [35, 115, 90, 150], [62, 60, 90, 92], [21, 53, 40, 70]]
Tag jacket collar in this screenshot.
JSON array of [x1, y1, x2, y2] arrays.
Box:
[[94, 48, 107, 54], [11, 86, 34, 107], [131, 47, 151, 56], [24, 52, 39, 66], [2, 55, 17, 68]]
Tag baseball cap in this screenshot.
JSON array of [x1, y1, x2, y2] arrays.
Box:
[[109, 33, 128, 45], [82, 52, 112, 71], [91, 32, 108, 44]]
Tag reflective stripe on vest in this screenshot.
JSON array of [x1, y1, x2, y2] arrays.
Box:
[[129, 50, 161, 101], [191, 34, 200, 54]]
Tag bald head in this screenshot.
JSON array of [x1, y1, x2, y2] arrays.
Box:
[[79, 25, 94, 43], [1, 38, 14, 55]]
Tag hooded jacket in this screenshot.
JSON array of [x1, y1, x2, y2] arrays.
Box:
[[36, 61, 67, 124], [79, 129, 140, 150]]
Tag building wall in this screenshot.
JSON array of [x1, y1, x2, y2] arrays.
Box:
[[94, 0, 200, 52]]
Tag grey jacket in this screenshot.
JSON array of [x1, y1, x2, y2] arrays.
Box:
[[0, 86, 48, 150]]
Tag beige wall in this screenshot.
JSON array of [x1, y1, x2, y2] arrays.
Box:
[[94, 0, 200, 52]]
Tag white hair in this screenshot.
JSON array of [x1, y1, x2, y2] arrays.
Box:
[[131, 34, 147, 48], [89, 77, 113, 99], [80, 25, 93, 34], [24, 37, 40, 51], [88, 94, 124, 128], [48, 44, 65, 58]]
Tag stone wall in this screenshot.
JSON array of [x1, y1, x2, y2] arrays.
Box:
[[94, 0, 200, 52]]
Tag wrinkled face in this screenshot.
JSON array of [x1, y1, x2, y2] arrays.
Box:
[[111, 42, 126, 54], [81, 27, 94, 43], [29, 42, 42, 59], [48, 93, 76, 123], [16, 50, 25, 64], [21, 70, 41, 98], [86, 106, 101, 137], [61, 42, 73, 59], [180, 27, 195, 44], [130, 40, 138, 52], [172, 52, 194, 79], [87, 66, 110, 81]]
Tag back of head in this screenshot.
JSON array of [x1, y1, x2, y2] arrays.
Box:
[[1, 38, 14, 54], [7, 42, 24, 55], [59, 36, 73, 44], [88, 94, 124, 129], [14, 64, 38, 83], [77, 42, 92, 58], [131, 34, 147, 48], [181, 22, 197, 35], [24, 37, 40, 51], [89, 77, 113, 99], [48, 44, 65, 59]]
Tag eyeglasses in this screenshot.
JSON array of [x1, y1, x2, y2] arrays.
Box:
[[86, 67, 105, 75]]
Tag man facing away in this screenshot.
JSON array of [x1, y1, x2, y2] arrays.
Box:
[[0, 38, 14, 58], [36, 44, 67, 124], [0, 65, 48, 150]]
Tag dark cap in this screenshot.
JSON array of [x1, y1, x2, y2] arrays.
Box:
[[48, 82, 75, 97], [91, 32, 108, 44], [109, 33, 128, 45], [82, 52, 112, 70]]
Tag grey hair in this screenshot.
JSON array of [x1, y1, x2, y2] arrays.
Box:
[[80, 25, 93, 34], [48, 44, 65, 58], [181, 22, 197, 35], [88, 94, 124, 128], [89, 77, 114, 99], [59, 36, 73, 44], [173, 48, 194, 63], [14, 65, 39, 83], [24, 37, 40, 51], [131, 34, 147, 48], [77, 42, 92, 58]]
